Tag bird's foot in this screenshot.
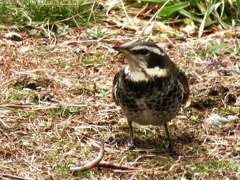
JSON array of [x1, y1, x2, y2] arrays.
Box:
[[128, 141, 138, 150], [165, 142, 178, 156], [169, 149, 178, 157]]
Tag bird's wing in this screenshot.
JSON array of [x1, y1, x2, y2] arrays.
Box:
[[112, 71, 121, 105], [178, 70, 189, 104]]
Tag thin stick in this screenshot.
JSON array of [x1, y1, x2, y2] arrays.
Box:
[[98, 160, 142, 171], [119, 0, 131, 23], [69, 142, 142, 172], [0, 174, 32, 180], [70, 142, 104, 172]]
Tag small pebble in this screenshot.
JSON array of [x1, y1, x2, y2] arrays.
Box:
[[227, 115, 239, 121], [205, 114, 229, 126]]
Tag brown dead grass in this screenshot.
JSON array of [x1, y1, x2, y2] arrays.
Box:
[[0, 20, 239, 180]]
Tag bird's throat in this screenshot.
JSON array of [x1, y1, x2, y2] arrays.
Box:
[[124, 65, 169, 82], [124, 65, 148, 82]]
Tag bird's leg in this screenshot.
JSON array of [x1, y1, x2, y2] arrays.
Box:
[[164, 123, 175, 156], [128, 121, 137, 149]]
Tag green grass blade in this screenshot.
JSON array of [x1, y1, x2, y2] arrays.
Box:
[[157, 2, 190, 16], [140, 0, 166, 3], [179, 9, 203, 23], [199, 3, 216, 37], [206, 3, 216, 17], [236, 0, 240, 18]]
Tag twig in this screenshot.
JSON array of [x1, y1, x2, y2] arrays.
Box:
[[70, 142, 142, 172], [0, 174, 31, 180], [70, 142, 104, 172], [119, 0, 131, 23], [98, 160, 142, 171]]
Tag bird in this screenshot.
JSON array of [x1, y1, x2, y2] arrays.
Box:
[[112, 41, 189, 155]]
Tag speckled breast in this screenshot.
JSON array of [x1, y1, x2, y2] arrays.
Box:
[[115, 74, 184, 125]]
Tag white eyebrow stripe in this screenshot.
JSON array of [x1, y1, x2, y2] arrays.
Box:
[[130, 46, 165, 56]]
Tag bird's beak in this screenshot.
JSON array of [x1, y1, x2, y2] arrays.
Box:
[[112, 46, 131, 55]]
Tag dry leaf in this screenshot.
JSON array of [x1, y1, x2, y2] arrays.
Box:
[[4, 32, 23, 41]]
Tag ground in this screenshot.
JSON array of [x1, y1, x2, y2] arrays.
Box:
[[0, 22, 239, 179]]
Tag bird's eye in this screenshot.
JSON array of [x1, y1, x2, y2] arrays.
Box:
[[132, 49, 149, 55]]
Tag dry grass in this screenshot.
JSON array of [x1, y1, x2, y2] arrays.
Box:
[[0, 18, 239, 180]]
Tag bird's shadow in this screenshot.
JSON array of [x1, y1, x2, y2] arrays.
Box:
[[108, 130, 197, 156]]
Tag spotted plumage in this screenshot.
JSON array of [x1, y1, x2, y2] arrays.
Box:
[[112, 41, 189, 155]]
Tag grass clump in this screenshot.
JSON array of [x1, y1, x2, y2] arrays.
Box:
[[199, 38, 240, 60], [0, 0, 98, 28], [68, 82, 110, 98], [3, 90, 39, 105], [81, 52, 104, 65], [9, 76, 51, 90], [133, 0, 240, 27], [50, 106, 81, 117], [124, 0, 240, 37]]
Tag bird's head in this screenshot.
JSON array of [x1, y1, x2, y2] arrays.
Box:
[[113, 41, 176, 81]]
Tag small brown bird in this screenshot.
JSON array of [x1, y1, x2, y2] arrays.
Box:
[[112, 41, 189, 155]]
